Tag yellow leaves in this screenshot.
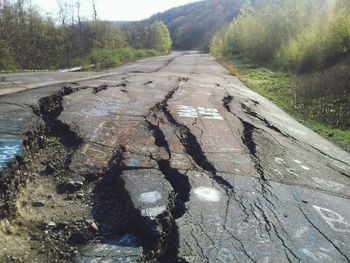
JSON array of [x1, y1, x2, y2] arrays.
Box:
[[150, 21, 172, 53], [211, 0, 350, 73], [209, 34, 224, 59]]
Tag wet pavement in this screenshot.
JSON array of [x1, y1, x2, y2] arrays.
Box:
[[0, 52, 350, 262]]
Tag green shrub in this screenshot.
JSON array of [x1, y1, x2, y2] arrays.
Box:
[[0, 40, 16, 70], [277, 8, 350, 72], [276, 29, 322, 72], [81, 48, 160, 69], [212, 1, 350, 73]]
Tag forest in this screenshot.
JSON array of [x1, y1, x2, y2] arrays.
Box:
[[0, 0, 172, 70], [210, 0, 350, 148], [146, 0, 245, 50]]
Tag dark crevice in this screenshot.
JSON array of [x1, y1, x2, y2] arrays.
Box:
[[39, 85, 83, 149], [307, 143, 349, 166], [254, 199, 300, 262], [90, 146, 131, 240], [245, 194, 301, 263], [157, 161, 190, 219], [242, 103, 289, 138], [163, 106, 234, 191], [143, 76, 230, 261], [223, 95, 234, 112], [240, 118, 266, 181], [128, 70, 144, 73], [92, 84, 108, 94], [224, 95, 280, 184], [240, 101, 349, 166], [154, 55, 179, 72], [143, 77, 191, 261], [252, 200, 273, 236], [156, 160, 190, 263], [157, 86, 214, 169], [172, 116, 216, 174], [340, 171, 350, 178], [147, 76, 188, 118], [223, 95, 279, 210], [224, 96, 266, 179], [145, 120, 171, 159], [326, 164, 350, 179], [87, 146, 159, 261], [148, 79, 234, 192]]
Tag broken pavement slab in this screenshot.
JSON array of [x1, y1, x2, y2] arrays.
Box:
[[73, 234, 143, 263], [120, 169, 175, 255]]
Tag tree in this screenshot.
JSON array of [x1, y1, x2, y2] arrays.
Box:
[[91, 0, 97, 21], [0, 39, 16, 69], [150, 21, 172, 53]]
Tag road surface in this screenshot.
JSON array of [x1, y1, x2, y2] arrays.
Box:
[[0, 52, 350, 262]]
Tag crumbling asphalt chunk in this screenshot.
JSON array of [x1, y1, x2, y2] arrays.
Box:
[[73, 234, 143, 263]]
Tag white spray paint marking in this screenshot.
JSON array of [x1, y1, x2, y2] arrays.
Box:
[[302, 248, 331, 262], [141, 206, 166, 219], [82, 144, 90, 155], [319, 247, 330, 252], [197, 107, 224, 120], [313, 205, 350, 233], [217, 248, 235, 263], [220, 147, 242, 152], [312, 177, 344, 191], [286, 168, 300, 178], [139, 191, 161, 203], [193, 187, 220, 202], [98, 80, 119, 83], [178, 105, 198, 118], [294, 160, 302, 164], [332, 160, 348, 170], [273, 169, 283, 176], [301, 165, 310, 171], [293, 226, 309, 238], [275, 157, 285, 165], [170, 153, 189, 167], [316, 144, 330, 152], [177, 105, 224, 120]]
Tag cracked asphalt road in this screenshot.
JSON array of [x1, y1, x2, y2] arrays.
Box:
[[0, 52, 350, 262]]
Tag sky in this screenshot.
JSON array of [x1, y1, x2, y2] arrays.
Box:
[[32, 0, 200, 21]]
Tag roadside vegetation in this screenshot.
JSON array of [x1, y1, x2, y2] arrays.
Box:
[[78, 48, 159, 69], [0, 1, 172, 71], [211, 0, 350, 152]]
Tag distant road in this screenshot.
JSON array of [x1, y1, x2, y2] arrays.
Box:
[[0, 52, 350, 262]]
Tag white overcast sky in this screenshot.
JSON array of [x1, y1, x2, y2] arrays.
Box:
[[32, 0, 200, 21]]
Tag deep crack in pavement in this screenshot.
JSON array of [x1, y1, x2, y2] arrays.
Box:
[[0, 52, 350, 262]]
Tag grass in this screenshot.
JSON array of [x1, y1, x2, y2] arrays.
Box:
[[221, 57, 350, 153], [75, 48, 161, 70]]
